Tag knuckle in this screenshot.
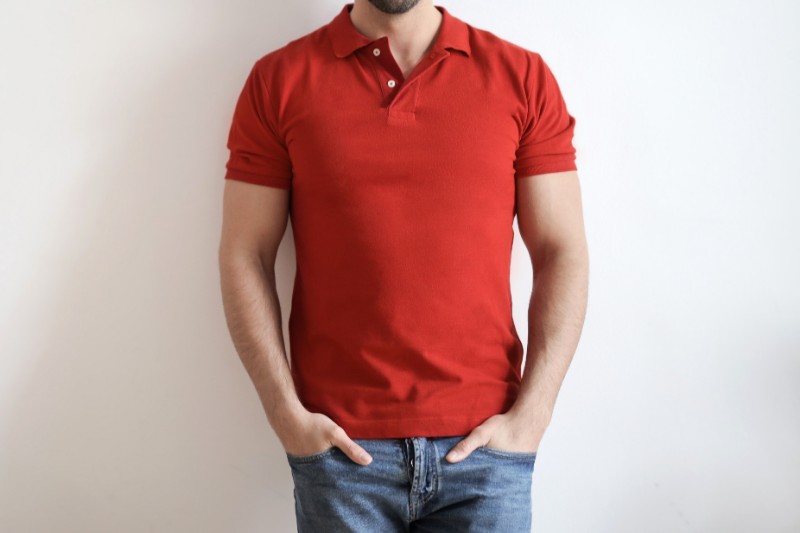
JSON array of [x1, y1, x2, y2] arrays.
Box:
[[469, 433, 486, 445]]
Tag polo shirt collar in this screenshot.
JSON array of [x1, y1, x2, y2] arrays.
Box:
[[328, 2, 471, 59]]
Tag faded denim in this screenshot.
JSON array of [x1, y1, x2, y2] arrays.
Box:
[[286, 435, 537, 532]]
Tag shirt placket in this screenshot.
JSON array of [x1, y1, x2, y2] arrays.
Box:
[[361, 36, 450, 125]]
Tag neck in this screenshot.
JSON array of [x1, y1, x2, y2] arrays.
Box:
[[349, 0, 442, 61]]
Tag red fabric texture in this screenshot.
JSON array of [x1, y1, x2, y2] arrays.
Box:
[[224, 3, 578, 438]]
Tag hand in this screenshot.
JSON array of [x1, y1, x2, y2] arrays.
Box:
[[278, 408, 373, 465], [445, 410, 547, 463]]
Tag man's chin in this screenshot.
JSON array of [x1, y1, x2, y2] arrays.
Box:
[[366, 0, 423, 15]]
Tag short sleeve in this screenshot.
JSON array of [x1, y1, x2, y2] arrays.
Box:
[[514, 54, 578, 179], [224, 61, 292, 190]]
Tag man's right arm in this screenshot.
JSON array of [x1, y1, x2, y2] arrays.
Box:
[[217, 179, 373, 464], [218, 179, 304, 435]]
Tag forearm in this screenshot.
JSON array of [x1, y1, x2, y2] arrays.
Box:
[[509, 248, 589, 424], [219, 251, 304, 431]]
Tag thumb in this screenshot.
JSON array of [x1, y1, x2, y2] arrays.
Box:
[[446, 430, 487, 463], [330, 426, 373, 465]]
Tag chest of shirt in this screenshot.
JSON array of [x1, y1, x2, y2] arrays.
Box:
[[277, 54, 527, 204]]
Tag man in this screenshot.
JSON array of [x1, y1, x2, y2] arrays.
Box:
[[218, 0, 588, 530]]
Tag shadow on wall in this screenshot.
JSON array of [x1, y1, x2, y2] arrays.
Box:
[[0, 2, 323, 531]]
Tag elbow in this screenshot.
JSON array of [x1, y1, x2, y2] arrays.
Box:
[[219, 239, 277, 280], [530, 237, 589, 273]]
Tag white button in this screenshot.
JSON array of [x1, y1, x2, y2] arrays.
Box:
[[373, 48, 381, 56], [387, 79, 396, 88]]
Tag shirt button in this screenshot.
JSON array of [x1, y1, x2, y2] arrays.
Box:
[[373, 48, 381, 56], [387, 79, 396, 88]]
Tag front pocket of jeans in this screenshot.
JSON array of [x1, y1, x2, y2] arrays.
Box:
[[285, 446, 337, 464], [475, 446, 537, 461]]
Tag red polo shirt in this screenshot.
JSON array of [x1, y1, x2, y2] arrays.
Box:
[[225, 3, 577, 438]]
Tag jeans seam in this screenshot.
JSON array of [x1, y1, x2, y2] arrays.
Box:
[[285, 447, 337, 464], [475, 447, 537, 461]]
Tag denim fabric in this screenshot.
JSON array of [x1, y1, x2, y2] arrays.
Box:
[[286, 435, 537, 532]]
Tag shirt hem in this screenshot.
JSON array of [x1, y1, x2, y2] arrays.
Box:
[[515, 160, 577, 179], [330, 412, 507, 439], [225, 168, 291, 189]]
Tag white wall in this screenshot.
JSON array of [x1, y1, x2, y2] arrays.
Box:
[[1, 1, 798, 532]]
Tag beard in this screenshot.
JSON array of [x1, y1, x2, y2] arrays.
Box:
[[366, 0, 422, 14]]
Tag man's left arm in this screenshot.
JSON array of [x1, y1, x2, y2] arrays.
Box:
[[508, 169, 589, 436], [446, 169, 588, 461]]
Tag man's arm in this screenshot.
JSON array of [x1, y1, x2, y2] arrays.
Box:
[[508, 169, 589, 429], [218, 180, 304, 433], [218, 180, 373, 464], [443, 169, 588, 462]]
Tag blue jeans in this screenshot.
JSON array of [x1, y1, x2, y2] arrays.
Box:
[[286, 435, 537, 532]]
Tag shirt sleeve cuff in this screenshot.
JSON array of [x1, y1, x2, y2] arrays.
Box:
[[514, 159, 577, 179], [224, 168, 291, 189]]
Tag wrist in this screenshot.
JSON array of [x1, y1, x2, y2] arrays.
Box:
[[264, 395, 307, 427], [507, 400, 553, 427]]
